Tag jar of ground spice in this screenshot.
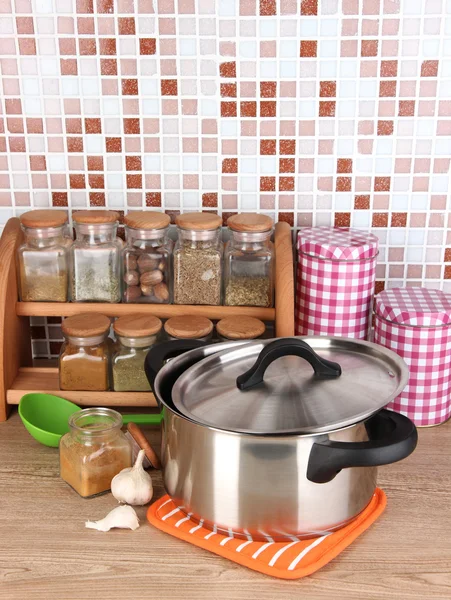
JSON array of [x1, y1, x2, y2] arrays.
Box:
[[70, 210, 122, 303], [122, 211, 172, 304], [224, 213, 274, 307], [164, 315, 214, 342], [59, 313, 111, 391], [60, 408, 132, 498], [112, 314, 162, 392], [216, 315, 266, 342], [173, 212, 223, 305], [17, 210, 71, 302]]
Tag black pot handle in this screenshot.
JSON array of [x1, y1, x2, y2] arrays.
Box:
[[307, 409, 418, 484], [145, 339, 207, 394], [236, 338, 342, 391]]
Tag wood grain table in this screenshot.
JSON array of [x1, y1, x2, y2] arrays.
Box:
[[0, 410, 450, 600]]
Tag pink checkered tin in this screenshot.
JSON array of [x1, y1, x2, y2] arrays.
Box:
[[374, 287, 451, 427], [296, 227, 378, 340]]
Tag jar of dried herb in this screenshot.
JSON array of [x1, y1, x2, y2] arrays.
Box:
[[224, 213, 274, 308], [60, 408, 132, 498], [70, 210, 122, 303], [112, 314, 162, 392], [173, 212, 223, 306], [17, 210, 71, 302], [59, 313, 111, 391], [216, 315, 266, 341], [122, 211, 172, 304], [164, 315, 214, 342]]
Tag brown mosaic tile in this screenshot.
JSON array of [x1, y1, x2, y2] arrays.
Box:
[[372, 213, 388, 227], [61, 59, 78, 75], [398, 100, 415, 117], [336, 177, 352, 192], [278, 212, 294, 226], [161, 79, 177, 95], [16, 17, 34, 34], [337, 159, 352, 173], [52, 192, 67, 207], [379, 81, 396, 97], [222, 158, 238, 173], [88, 174, 104, 189], [241, 101, 257, 117], [202, 192, 218, 207], [300, 40, 317, 57], [26, 118, 43, 134], [280, 140, 295, 155], [99, 38, 116, 55], [444, 249, 451, 262], [260, 101, 276, 117], [320, 81, 336, 97], [260, 81, 277, 97], [260, 176, 276, 192], [84, 118, 101, 134], [90, 192, 105, 206], [66, 118, 82, 134], [421, 60, 439, 77], [354, 195, 370, 209], [122, 79, 139, 95], [334, 212, 351, 227], [380, 60, 398, 77], [220, 62, 236, 78], [319, 101, 335, 117], [260, 139, 276, 155], [76, 0, 94, 12], [106, 137, 122, 152], [9, 137, 26, 152], [29, 155, 46, 171], [279, 158, 295, 173], [221, 102, 237, 117], [87, 156, 103, 171], [69, 174, 86, 189], [127, 174, 142, 189], [96, 0, 114, 13], [301, 0, 317, 15], [445, 266, 451, 280], [79, 38, 97, 55], [67, 137, 83, 152], [391, 213, 408, 227], [279, 177, 294, 191], [260, 0, 276, 15], [19, 38, 37, 55], [5, 99, 22, 115], [124, 118, 140, 134], [140, 38, 156, 55], [101, 58, 117, 75], [146, 192, 162, 207], [220, 83, 236, 98], [377, 120, 394, 135], [7, 118, 23, 134], [374, 176, 390, 192], [361, 40, 378, 57], [119, 17, 135, 35], [126, 156, 142, 171]]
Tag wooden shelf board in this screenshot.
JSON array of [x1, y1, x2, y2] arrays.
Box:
[[6, 367, 157, 407], [16, 302, 276, 321]]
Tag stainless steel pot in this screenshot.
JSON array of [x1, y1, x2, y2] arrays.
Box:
[[145, 337, 417, 540]]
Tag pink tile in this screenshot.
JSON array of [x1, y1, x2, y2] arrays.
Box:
[[280, 121, 296, 136], [222, 139, 237, 154], [341, 19, 358, 36], [410, 213, 427, 227], [0, 192, 12, 205], [382, 19, 400, 35], [260, 195, 275, 210], [343, 0, 359, 15], [222, 194, 237, 209], [279, 195, 294, 209], [280, 0, 297, 14], [395, 158, 411, 173], [355, 176, 371, 191], [162, 99, 178, 115], [138, 0, 155, 12], [14, 0, 32, 12], [122, 99, 139, 115], [145, 174, 161, 188], [58, 17, 74, 33], [437, 121, 451, 136], [358, 120, 374, 135], [360, 61, 377, 77], [0, 59, 18, 75], [242, 121, 257, 136], [260, 41, 276, 57], [383, 0, 400, 14], [378, 101, 395, 117], [299, 121, 315, 136], [362, 19, 379, 35], [182, 138, 198, 152], [318, 140, 334, 154], [381, 40, 398, 56], [260, 121, 276, 136], [221, 176, 237, 191], [299, 158, 314, 172], [202, 138, 217, 153], [433, 159, 450, 174], [144, 138, 160, 152], [159, 18, 176, 34], [14, 192, 30, 206], [0, 39, 16, 55], [46, 118, 62, 133], [317, 177, 333, 191], [240, 82, 256, 97], [220, 41, 235, 57], [160, 59, 177, 75], [31, 174, 48, 189], [280, 82, 296, 97], [48, 137, 64, 152], [399, 81, 416, 97], [160, 38, 177, 55], [97, 17, 115, 34], [202, 119, 217, 134], [363, 0, 380, 14], [125, 138, 141, 152], [143, 119, 159, 134], [430, 194, 447, 209], [178, 0, 195, 13], [183, 174, 199, 189], [439, 101, 451, 116], [182, 100, 197, 115], [412, 177, 429, 192], [389, 265, 404, 278], [429, 213, 445, 228], [158, 0, 175, 13], [51, 174, 66, 188], [297, 213, 313, 227], [0, 175, 10, 189], [418, 101, 435, 117], [64, 99, 81, 114], [406, 266, 422, 279], [419, 81, 437, 97], [388, 248, 404, 261], [3, 79, 20, 95], [341, 40, 358, 57], [102, 80, 118, 95]]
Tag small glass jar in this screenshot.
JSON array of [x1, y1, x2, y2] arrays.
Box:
[[122, 211, 172, 304], [173, 212, 223, 305], [17, 210, 71, 302], [224, 213, 274, 307], [59, 313, 111, 391], [60, 408, 132, 498], [216, 316, 266, 342], [70, 210, 122, 303], [112, 314, 162, 391], [164, 315, 214, 342]]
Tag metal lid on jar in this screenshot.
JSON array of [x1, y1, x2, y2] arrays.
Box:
[[298, 227, 379, 261], [62, 313, 111, 338], [113, 314, 162, 337], [73, 210, 119, 225], [164, 315, 213, 339], [124, 211, 170, 230], [375, 288, 451, 327], [227, 213, 273, 233], [20, 210, 68, 229], [171, 336, 408, 435], [216, 316, 266, 340], [176, 212, 222, 231]]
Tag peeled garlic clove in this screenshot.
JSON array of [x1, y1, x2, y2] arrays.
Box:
[[85, 505, 139, 532]]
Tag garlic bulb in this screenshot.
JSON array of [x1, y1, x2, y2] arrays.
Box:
[[111, 449, 153, 505], [85, 505, 139, 532]]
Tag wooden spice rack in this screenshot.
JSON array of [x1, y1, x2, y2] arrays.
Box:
[[0, 218, 295, 422]]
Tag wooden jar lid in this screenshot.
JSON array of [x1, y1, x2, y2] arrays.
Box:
[[216, 316, 266, 340], [124, 211, 170, 230], [73, 210, 119, 224], [175, 212, 222, 231], [113, 314, 162, 337], [227, 213, 273, 233], [62, 313, 111, 338], [20, 210, 68, 228], [164, 315, 213, 339]]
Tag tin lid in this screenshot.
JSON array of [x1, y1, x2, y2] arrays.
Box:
[[375, 288, 451, 327], [297, 226, 379, 261], [171, 336, 408, 435]]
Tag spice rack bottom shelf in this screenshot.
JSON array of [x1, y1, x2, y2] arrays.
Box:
[[6, 367, 157, 407]]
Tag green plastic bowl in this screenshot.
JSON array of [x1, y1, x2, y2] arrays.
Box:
[[19, 393, 81, 447]]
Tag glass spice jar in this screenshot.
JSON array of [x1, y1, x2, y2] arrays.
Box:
[[224, 213, 275, 307], [17, 210, 71, 302], [122, 211, 172, 304], [216, 315, 266, 342], [59, 313, 111, 391], [173, 212, 223, 305], [70, 210, 122, 303], [164, 315, 214, 342], [112, 314, 162, 392], [60, 408, 132, 498]]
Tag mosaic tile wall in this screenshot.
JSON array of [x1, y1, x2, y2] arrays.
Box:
[[0, 0, 450, 356]]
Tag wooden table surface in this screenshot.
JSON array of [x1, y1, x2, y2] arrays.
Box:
[[0, 410, 450, 600]]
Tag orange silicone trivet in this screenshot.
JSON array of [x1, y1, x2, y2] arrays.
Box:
[[147, 488, 387, 580]]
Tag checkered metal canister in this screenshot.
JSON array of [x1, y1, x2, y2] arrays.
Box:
[[296, 226, 379, 340], [374, 287, 451, 427]]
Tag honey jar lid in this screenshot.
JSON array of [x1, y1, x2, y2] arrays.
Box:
[[73, 210, 119, 224], [62, 313, 111, 338], [20, 210, 68, 228], [175, 212, 222, 231], [216, 316, 266, 340], [227, 213, 273, 233], [124, 211, 170, 230], [113, 314, 162, 337], [164, 315, 213, 339]]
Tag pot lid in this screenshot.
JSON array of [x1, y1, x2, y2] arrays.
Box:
[[297, 227, 379, 261], [171, 337, 408, 435], [375, 287, 451, 327]]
